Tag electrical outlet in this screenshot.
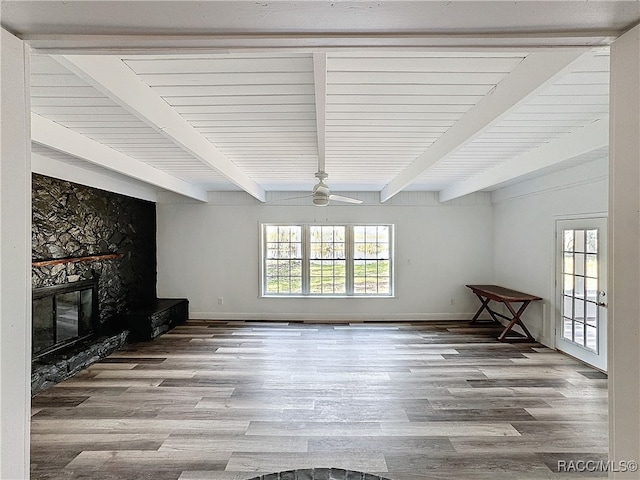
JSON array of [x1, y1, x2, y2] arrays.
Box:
[[218, 297, 224, 305]]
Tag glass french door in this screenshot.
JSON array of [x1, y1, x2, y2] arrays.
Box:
[[556, 218, 607, 371]]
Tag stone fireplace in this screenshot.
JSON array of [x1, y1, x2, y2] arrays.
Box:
[[31, 173, 157, 394]]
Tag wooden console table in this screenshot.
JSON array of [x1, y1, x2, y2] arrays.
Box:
[[466, 284, 541, 342]]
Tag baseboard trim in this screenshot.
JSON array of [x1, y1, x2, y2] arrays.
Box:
[[189, 312, 480, 322]]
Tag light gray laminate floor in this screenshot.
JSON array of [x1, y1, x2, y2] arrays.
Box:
[[31, 321, 609, 479]]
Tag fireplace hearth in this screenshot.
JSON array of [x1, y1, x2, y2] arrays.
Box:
[[32, 277, 98, 359]]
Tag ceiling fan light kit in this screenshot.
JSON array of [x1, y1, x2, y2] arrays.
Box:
[[311, 171, 363, 207]]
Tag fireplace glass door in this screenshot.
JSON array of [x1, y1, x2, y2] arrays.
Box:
[[32, 279, 97, 357]]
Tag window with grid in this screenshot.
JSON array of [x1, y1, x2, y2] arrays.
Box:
[[261, 224, 393, 296], [562, 228, 599, 352], [264, 225, 303, 294], [310, 226, 346, 294], [353, 225, 391, 295]]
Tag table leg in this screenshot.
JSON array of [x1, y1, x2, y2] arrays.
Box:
[[497, 301, 535, 342], [470, 294, 499, 324]]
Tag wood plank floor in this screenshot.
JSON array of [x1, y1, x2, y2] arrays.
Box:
[[31, 320, 609, 480]]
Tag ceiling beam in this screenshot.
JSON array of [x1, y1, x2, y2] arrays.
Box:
[[380, 48, 591, 202], [25, 34, 618, 55], [31, 113, 209, 202], [438, 116, 609, 202], [53, 54, 266, 202], [31, 152, 159, 203], [313, 52, 327, 173]]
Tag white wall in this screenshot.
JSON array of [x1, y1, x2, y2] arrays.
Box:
[[491, 157, 608, 346], [608, 24, 640, 477], [157, 192, 494, 321], [0, 27, 31, 480]]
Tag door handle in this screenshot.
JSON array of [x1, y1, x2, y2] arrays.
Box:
[[598, 291, 607, 307]]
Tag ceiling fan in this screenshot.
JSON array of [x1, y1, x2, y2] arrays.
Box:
[[311, 171, 363, 206], [304, 53, 362, 207]]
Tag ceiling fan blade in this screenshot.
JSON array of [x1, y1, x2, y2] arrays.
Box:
[[329, 194, 363, 204], [275, 194, 313, 202]]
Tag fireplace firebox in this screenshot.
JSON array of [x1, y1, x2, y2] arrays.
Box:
[[32, 277, 98, 358]]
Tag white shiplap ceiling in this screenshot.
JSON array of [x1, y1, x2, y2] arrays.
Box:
[[3, 1, 638, 203]]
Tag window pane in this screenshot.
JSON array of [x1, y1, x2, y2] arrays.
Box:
[[563, 274, 574, 296], [574, 322, 585, 345], [266, 277, 279, 294], [575, 276, 585, 298], [267, 243, 279, 258], [586, 325, 598, 351], [310, 242, 322, 259], [290, 226, 301, 242], [563, 296, 573, 318], [266, 226, 279, 242], [279, 244, 292, 259], [575, 299, 585, 322], [586, 301, 597, 326], [354, 260, 366, 277], [575, 253, 585, 276], [291, 277, 302, 294], [379, 260, 390, 276], [366, 278, 379, 294], [354, 242, 366, 259], [309, 228, 319, 242], [278, 277, 291, 293], [278, 226, 290, 242], [586, 229, 597, 254], [291, 260, 302, 277], [563, 317, 573, 341], [378, 277, 390, 294], [586, 277, 598, 302], [563, 253, 574, 274], [354, 276, 366, 294], [321, 260, 334, 276], [277, 260, 290, 276], [365, 226, 377, 241], [310, 276, 322, 294], [310, 260, 322, 276], [574, 230, 585, 253], [322, 226, 334, 242], [564, 230, 574, 252], [366, 260, 378, 276], [586, 254, 597, 278]]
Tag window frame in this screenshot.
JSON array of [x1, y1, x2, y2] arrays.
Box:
[[260, 223, 394, 297]]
